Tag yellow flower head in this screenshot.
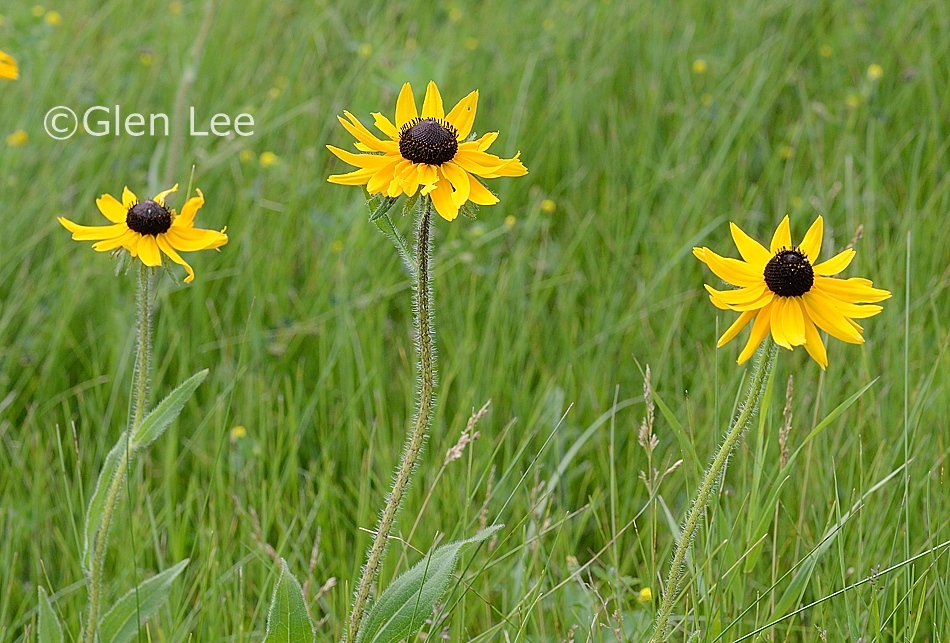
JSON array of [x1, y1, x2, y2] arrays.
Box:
[[327, 80, 528, 222], [58, 185, 228, 284], [693, 216, 890, 369], [6, 130, 27, 146], [0, 49, 19, 80]]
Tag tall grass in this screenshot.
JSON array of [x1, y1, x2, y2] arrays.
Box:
[[1, 0, 949, 639]]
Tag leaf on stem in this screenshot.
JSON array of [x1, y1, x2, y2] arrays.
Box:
[[356, 524, 503, 643], [37, 587, 64, 643], [98, 559, 190, 643], [263, 559, 316, 643]]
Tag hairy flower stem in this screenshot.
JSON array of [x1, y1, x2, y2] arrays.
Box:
[[84, 264, 153, 643], [348, 197, 437, 641], [651, 338, 776, 642]]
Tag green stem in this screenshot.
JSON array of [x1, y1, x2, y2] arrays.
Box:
[[651, 338, 776, 642], [348, 197, 437, 641], [84, 264, 153, 643]]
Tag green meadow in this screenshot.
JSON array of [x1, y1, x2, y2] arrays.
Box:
[[2, 0, 950, 639]]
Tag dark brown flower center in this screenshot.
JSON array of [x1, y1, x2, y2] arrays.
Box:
[[763, 248, 814, 297], [126, 199, 172, 235], [398, 117, 458, 165]]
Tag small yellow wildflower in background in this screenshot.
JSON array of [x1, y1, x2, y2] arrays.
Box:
[[540, 199, 556, 213], [6, 130, 27, 146], [139, 52, 154, 66], [448, 7, 462, 22], [239, 149, 254, 163], [867, 63, 883, 80], [268, 87, 281, 99], [58, 185, 228, 283], [504, 215, 516, 228], [693, 215, 890, 368], [330, 240, 344, 253], [692, 58, 708, 74], [464, 37, 479, 50], [169, 1, 182, 15], [845, 94, 861, 108], [819, 44, 832, 58], [358, 43, 372, 58], [327, 80, 528, 221], [230, 426, 247, 441], [259, 151, 278, 168], [779, 145, 794, 160], [32, 5, 45, 17], [0, 50, 18, 81], [638, 587, 653, 604], [44, 10, 62, 26]]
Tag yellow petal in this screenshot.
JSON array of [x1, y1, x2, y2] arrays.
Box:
[[813, 248, 855, 276], [770, 299, 792, 349], [137, 235, 162, 267], [738, 303, 773, 364], [96, 193, 128, 223], [802, 291, 864, 344], [173, 189, 205, 228], [467, 176, 499, 205], [729, 222, 771, 266], [441, 162, 471, 207], [420, 80, 444, 119], [798, 216, 823, 263], [717, 309, 756, 347], [446, 90, 478, 140], [366, 158, 401, 194], [92, 229, 137, 253], [698, 248, 764, 288], [429, 177, 459, 221], [770, 215, 792, 253], [157, 235, 196, 283], [122, 187, 138, 209], [153, 184, 179, 207], [0, 50, 19, 80], [782, 297, 807, 346], [326, 144, 396, 169], [704, 284, 772, 310], [328, 167, 378, 186], [395, 82, 418, 128], [59, 218, 128, 241], [802, 314, 828, 369], [417, 164, 438, 188], [460, 131, 499, 152], [339, 112, 393, 153], [372, 112, 399, 140], [813, 276, 891, 303], [164, 226, 228, 252]]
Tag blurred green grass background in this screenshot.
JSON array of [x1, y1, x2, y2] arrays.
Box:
[[2, 0, 950, 639]]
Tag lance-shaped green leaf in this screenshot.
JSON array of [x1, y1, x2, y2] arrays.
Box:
[[37, 587, 64, 643], [98, 559, 189, 643], [82, 369, 208, 573], [356, 524, 503, 643], [82, 432, 129, 573], [263, 559, 316, 643], [131, 369, 208, 450]]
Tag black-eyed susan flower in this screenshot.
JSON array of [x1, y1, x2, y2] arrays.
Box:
[[58, 185, 227, 283], [327, 80, 528, 222], [693, 216, 890, 368], [0, 50, 18, 80]]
